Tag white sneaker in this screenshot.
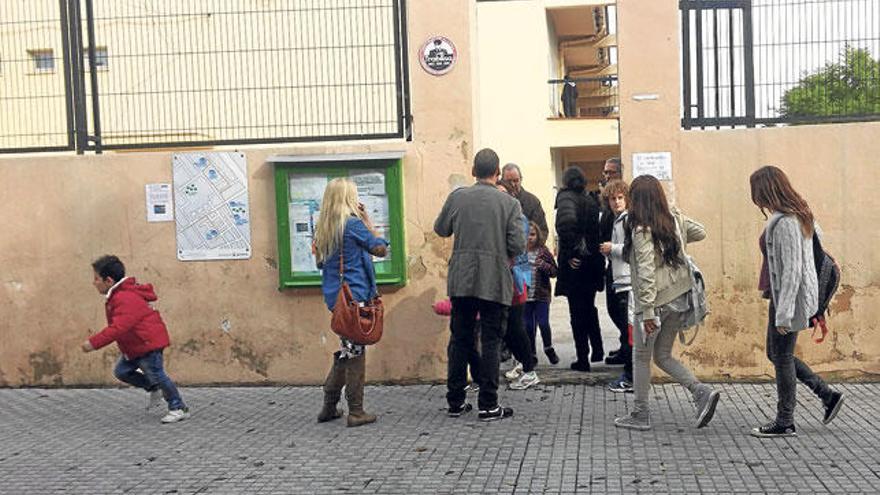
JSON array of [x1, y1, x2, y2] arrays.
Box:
[[504, 361, 523, 381], [160, 408, 190, 424], [509, 371, 540, 390], [147, 389, 163, 410]]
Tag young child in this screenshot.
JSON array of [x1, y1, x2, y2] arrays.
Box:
[[599, 180, 633, 393], [524, 221, 559, 365], [81, 255, 190, 424]]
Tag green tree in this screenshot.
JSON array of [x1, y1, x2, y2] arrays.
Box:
[[780, 47, 880, 120]]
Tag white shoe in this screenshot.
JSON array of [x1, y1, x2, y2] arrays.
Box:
[[147, 389, 163, 410], [504, 361, 523, 381], [509, 371, 540, 390], [160, 408, 190, 424]]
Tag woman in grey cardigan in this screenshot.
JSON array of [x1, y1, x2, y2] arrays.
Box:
[[614, 175, 721, 431], [749, 166, 844, 438]]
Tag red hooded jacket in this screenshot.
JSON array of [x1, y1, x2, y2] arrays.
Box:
[[88, 278, 171, 359]]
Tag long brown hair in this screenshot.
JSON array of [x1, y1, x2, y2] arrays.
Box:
[[749, 166, 814, 237], [624, 175, 682, 268]]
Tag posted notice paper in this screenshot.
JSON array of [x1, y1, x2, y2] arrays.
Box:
[[145, 183, 174, 222]]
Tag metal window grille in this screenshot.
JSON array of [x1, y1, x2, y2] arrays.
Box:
[[0, 0, 412, 154], [681, 0, 880, 129]]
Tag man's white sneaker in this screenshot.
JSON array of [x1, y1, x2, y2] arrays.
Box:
[[504, 361, 523, 380], [509, 371, 540, 390], [147, 389, 163, 410], [160, 408, 190, 424]]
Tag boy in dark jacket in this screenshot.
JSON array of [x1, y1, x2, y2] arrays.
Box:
[[81, 255, 189, 423]]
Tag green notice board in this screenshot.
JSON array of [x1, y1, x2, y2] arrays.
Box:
[[272, 152, 407, 289]]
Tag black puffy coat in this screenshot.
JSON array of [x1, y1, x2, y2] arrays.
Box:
[[554, 186, 605, 296]]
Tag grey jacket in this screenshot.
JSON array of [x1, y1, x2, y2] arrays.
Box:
[[765, 213, 818, 331], [630, 209, 706, 321], [434, 182, 526, 305]]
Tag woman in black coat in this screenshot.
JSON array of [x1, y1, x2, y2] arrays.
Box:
[[554, 167, 606, 371]]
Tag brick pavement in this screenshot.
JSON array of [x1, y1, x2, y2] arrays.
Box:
[[1, 382, 878, 494]]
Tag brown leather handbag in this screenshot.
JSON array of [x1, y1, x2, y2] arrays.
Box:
[[330, 250, 384, 345]]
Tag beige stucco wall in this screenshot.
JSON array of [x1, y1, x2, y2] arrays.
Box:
[[617, 0, 880, 380], [0, 0, 474, 387], [473, 0, 619, 237]]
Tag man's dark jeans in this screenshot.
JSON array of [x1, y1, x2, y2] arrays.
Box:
[[766, 303, 834, 426], [606, 282, 632, 381], [114, 349, 186, 410], [567, 287, 603, 362], [448, 298, 507, 411]]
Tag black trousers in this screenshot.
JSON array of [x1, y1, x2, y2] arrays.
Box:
[[606, 280, 632, 380], [448, 297, 506, 411], [566, 287, 603, 363], [503, 304, 537, 373], [766, 302, 834, 426]]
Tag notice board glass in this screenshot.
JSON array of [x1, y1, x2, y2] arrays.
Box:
[[273, 153, 407, 289]]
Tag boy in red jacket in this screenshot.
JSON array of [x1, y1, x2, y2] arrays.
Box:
[[81, 255, 190, 423]]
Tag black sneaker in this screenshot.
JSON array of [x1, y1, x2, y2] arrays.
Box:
[[478, 406, 514, 422], [570, 361, 591, 372], [750, 421, 797, 438], [447, 403, 473, 418], [608, 350, 619, 358], [544, 346, 560, 365], [590, 352, 605, 363], [605, 353, 627, 366], [823, 392, 844, 425]]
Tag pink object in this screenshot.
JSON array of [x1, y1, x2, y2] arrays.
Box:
[[432, 299, 452, 316]]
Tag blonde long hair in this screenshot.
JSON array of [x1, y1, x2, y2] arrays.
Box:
[[314, 178, 360, 263]]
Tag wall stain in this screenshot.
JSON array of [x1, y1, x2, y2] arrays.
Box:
[[264, 256, 278, 270], [230, 340, 269, 377], [179, 339, 203, 356], [29, 350, 63, 385], [407, 255, 428, 281], [830, 284, 855, 314]]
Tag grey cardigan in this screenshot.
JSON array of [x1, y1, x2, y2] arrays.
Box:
[[434, 182, 526, 305], [765, 213, 818, 331]]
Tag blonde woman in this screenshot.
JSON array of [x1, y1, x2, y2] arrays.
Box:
[[314, 178, 388, 427]]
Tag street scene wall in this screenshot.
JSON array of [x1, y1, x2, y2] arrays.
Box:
[[0, 0, 473, 387], [617, 0, 880, 380]]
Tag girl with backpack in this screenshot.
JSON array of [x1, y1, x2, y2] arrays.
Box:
[[614, 175, 720, 431], [749, 166, 844, 438]]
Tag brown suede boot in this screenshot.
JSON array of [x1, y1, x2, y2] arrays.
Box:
[[317, 352, 347, 423], [345, 353, 377, 427]]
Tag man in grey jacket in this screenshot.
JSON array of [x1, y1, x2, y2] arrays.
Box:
[[434, 148, 526, 422]]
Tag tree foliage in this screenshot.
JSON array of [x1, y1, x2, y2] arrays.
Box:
[[780, 47, 880, 119]]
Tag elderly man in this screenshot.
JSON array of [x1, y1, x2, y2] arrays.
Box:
[[502, 163, 549, 238], [435, 148, 526, 422]]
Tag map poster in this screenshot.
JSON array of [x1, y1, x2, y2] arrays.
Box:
[[173, 152, 252, 261]]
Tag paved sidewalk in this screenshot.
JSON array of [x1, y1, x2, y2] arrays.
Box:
[[1, 383, 878, 494]]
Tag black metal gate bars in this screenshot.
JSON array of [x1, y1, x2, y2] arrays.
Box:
[[0, 0, 411, 154], [681, 0, 880, 129]]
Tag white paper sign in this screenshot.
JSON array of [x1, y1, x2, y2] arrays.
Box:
[[632, 152, 673, 181], [145, 183, 174, 222]]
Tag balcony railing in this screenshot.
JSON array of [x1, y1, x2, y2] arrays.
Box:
[[548, 76, 619, 119]]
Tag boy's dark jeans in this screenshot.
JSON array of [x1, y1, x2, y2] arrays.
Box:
[[766, 303, 834, 426], [503, 303, 537, 373], [448, 298, 506, 411], [114, 349, 186, 411], [606, 283, 632, 381]]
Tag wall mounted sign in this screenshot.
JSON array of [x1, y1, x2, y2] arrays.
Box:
[[419, 36, 457, 76]]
